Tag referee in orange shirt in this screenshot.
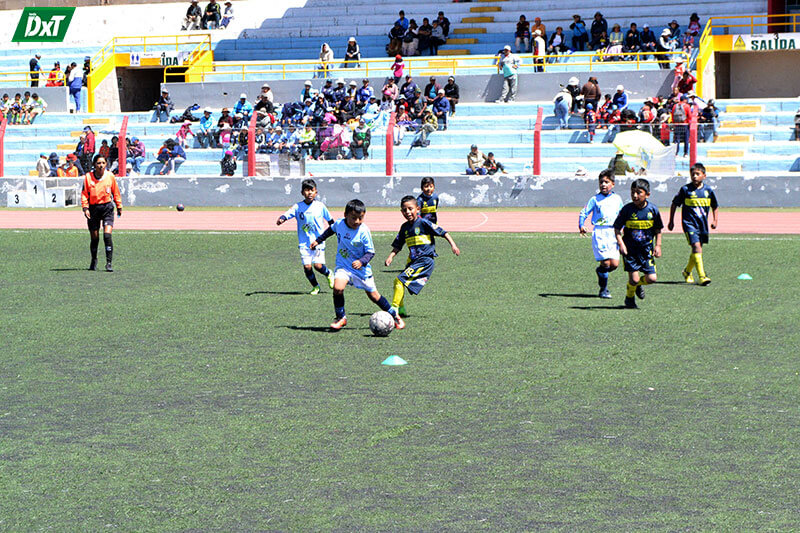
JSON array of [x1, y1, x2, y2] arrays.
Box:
[[80, 155, 122, 271]]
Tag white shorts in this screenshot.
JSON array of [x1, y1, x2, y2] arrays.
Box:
[[299, 245, 325, 266], [592, 226, 620, 261], [334, 268, 378, 292]]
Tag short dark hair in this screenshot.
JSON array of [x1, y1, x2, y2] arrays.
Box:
[[487, 152, 494, 157], [400, 195, 416, 206], [631, 178, 650, 194], [301, 178, 317, 191], [92, 154, 107, 166], [420, 176, 435, 187], [690, 162, 707, 175], [599, 168, 615, 182], [345, 199, 366, 215]]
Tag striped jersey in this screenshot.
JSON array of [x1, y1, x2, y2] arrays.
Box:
[[671, 184, 718, 233], [417, 192, 439, 223], [391, 216, 448, 261], [613, 201, 664, 253]]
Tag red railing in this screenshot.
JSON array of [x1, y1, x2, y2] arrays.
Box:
[[0, 118, 7, 178], [689, 114, 698, 167], [533, 107, 543, 176], [247, 113, 257, 177], [385, 112, 396, 176], [117, 116, 129, 177]]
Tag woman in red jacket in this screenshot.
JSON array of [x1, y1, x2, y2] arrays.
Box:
[[80, 155, 122, 271]]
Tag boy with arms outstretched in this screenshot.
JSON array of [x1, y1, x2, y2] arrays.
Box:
[[579, 168, 624, 298], [667, 163, 718, 285], [276, 179, 335, 294], [613, 179, 663, 309], [385, 195, 460, 318], [310, 199, 403, 331]]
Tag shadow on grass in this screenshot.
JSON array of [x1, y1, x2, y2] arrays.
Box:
[[570, 305, 629, 310], [281, 325, 335, 332], [50, 268, 90, 272], [658, 281, 696, 285], [245, 290, 308, 296], [539, 293, 599, 299]]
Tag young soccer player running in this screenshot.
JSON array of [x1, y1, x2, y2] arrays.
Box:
[[81, 155, 122, 272], [310, 199, 403, 331], [667, 162, 718, 285], [613, 179, 663, 309], [579, 169, 624, 298], [385, 195, 460, 319], [276, 179, 335, 294], [417, 176, 439, 223]]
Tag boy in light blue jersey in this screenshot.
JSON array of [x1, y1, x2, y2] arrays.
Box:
[[579, 169, 624, 298], [276, 179, 334, 294], [311, 199, 403, 331]]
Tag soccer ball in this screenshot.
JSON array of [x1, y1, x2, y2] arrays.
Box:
[[176, 203, 185, 211], [369, 311, 395, 337]]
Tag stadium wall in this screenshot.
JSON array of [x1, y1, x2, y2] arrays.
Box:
[[162, 71, 674, 109], [6, 175, 799, 208], [1, 86, 68, 111]]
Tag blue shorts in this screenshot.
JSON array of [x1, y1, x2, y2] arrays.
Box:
[[685, 231, 709, 245], [398, 256, 435, 295], [623, 250, 656, 274]]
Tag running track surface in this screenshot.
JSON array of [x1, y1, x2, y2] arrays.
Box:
[[2, 210, 800, 234]]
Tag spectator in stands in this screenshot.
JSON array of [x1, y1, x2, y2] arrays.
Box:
[[158, 139, 186, 175], [531, 17, 546, 41], [46, 62, 64, 87], [391, 55, 404, 84], [362, 95, 380, 121], [403, 20, 420, 57], [58, 154, 81, 177], [321, 79, 335, 103], [684, 13, 701, 53], [107, 136, 120, 172], [182, 0, 202, 30], [80, 126, 96, 172], [382, 78, 399, 104], [99, 139, 110, 159], [608, 151, 634, 176], [553, 85, 571, 129], [414, 109, 437, 147], [430, 21, 446, 55], [639, 100, 657, 136], [130, 137, 145, 173], [612, 85, 628, 110], [570, 14, 588, 51], [220, 150, 237, 176], [331, 78, 346, 105], [484, 152, 507, 174], [388, 22, 405, 57], [547, 27, 568, 59], [417, 19, 433, 55], [411, 87, 426, 119], [564, 77, 581, 113], [29, 93, 47, 123], [590, 12, 608, 50], [672, 95, 690, 157], [624, 23, 642, 58], [639, 24, 656, 59], [36, 153, 50, 177], [356, 78, 374, 106], [608, 24, 623, 57], [47, 153, 59, 177], [584, 103, 598, 142], [432, 89, 450, 130], [176, 120, 196, 148], [423, 76, 440, 105], [699, 99, 719, 142], [400, 75, 418, 102], [676, 70, 697, 94], [29, 54, 42, 87], [396, 10, 409, 31], [316, 43, 334, 79], [202, 0, 221, 29], [66, 62, 83, 112], [152, 89, 173, 122], [466, 144, 488, 175], [82, 57, 91, 87], [220, 2, 234, 28], [344, 37, 360, 67], [260, 83, 274, 104], [496, 46, 520, 103], [668, 19, 681, 43], [299, 80, 314, 102], [436, 11, 450, 38], [515, 15, 530, 53], [351, 118, 371, 159], [234, 93, 253, 121], [532, 30, 545, 72], [657, 28, 675, 69], [581, 76, 600, 111], [444, 76, 459, 115]]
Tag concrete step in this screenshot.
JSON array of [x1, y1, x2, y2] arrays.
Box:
[[437, 49, 470, 56], [721, 119, 759, 128], [453, 28, 487, 34], [461, 16, 494, 23], [715, 134, 753, 143], [706, 149, 746, 158], [446, 38, 478, 45], [724, 104, 764, 113], [705, 164, 743, 173], [470, 6, 502, 12]]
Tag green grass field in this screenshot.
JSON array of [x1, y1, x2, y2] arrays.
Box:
[[2, 229, 799, 530]]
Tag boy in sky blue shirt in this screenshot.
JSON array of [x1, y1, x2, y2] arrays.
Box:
[[311, 199, 403, 331], [579, 169, 624, 298], [276, 179, 334, 294]]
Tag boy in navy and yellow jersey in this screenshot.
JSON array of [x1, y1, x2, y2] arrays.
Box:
[[385, 195, 460, 319], [417, 176, 439, 223], [311, 199, 403, 331], [80, 155, 122, 272], [668, 163, 718, 286], [613, 178, 663, 309]]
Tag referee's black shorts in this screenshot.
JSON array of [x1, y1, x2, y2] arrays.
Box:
[[87, 202, 115, 231]]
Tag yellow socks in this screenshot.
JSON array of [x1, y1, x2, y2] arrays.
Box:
[[626, 283, 636, 298], [684, 253, 696, 275], [692, 253, 706, 278], [391, 278, 405, 309]]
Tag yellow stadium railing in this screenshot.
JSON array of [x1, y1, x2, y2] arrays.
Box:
[[164, 50, 687, 83], [0, 70, 51, 85], [89, 33, 212, 73], [699, 13, 800, 48]]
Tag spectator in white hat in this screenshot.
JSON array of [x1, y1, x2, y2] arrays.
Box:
[[612, 84, 628, 110], [344, 37, 360, 67], [533, 29, 545, 72], [496, 45, 520, 103], [197, 107, 216, 148], [233, 92, 253, 120]]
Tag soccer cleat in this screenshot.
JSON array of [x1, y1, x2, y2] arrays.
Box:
[[599, 288, 612, 299], [682, 269, 695, 284], [309, 286, 321, 295], [624, 296, 638, 309], [327, 272, 334, 289], [105, 262, 113, 272], [699, 276, 712, 286], [330, 316, 347, 330], [89, 259, 97, 271], [394, 315, 406, 330], [635, 284, 645, 299], [398, 305, 408, 317]]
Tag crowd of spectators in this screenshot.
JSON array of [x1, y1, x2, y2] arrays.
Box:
[[2, 92, 48, 124], [181, 0, 234, 30], [513, 12, 702, 65], [386, 10, 450, 57], [466, 144, 507, 175], [25, 53, 88, 112]]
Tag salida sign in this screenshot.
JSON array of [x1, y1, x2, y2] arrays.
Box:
[[732, 33, 800, 52], [12, 7, 75, 42]]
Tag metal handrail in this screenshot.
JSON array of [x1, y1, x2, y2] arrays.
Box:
[[164, 50, 688, 83], [90, 33, 212, 71], [700, 13, 800, 47]]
